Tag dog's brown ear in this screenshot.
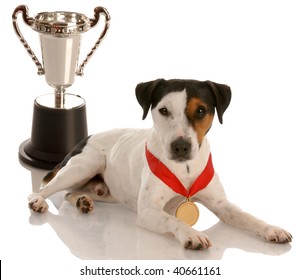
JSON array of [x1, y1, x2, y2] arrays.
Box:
[[206, 81, 231, 124], [135, 79, 164, 120]]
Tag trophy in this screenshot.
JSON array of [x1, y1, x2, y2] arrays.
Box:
[[12, 5, 110, 169]]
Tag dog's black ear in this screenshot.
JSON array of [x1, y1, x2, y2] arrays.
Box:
[[206, 81, 231, 124], [135, 79, 164, 120]]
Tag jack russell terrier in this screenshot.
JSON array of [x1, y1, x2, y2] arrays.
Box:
[[28, 79, 292, 250]]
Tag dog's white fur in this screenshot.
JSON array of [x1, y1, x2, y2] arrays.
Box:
[[28, 89, 292, 249]]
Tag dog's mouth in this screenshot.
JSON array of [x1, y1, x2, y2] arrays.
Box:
[[171, 154, 191, 162]]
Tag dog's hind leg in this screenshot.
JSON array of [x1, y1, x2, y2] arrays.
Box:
[[28, 146, 106, 213], [64, 175, 117, 213], [64, 192, 94, 214]]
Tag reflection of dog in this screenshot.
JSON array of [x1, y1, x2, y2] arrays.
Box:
[[28, 79, 292, 249]]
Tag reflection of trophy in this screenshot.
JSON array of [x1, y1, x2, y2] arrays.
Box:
[[13, 5, 110, 169]]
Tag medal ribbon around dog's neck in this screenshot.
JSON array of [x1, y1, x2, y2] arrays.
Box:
[[145, 144, 214, 226]]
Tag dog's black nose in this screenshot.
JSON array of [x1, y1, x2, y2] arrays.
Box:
[[171, 138, 191, 160]]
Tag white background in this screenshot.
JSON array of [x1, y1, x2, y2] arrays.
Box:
[[1, 0, 298, 279]]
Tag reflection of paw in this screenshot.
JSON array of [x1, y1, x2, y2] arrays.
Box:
[[29, 212, 49, 225], [28, 195, 49, 213], [263, 226, 292, 243], [76, 195, 94, 214], [179, 229, 212, 250]]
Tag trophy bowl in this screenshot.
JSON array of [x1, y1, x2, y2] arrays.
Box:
[[13, 5, 110, 169]]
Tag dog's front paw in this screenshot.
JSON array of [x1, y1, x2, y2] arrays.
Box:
[[28, 195, 48, 213], [76, 195, 94, 214], [178, 229, 212, 250], [263, 226, 292, 243]]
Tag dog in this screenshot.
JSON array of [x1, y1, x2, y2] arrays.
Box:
[[28, 79, 292, 250]]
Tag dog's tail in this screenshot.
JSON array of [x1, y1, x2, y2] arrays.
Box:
[[41, 163, 62, 187]]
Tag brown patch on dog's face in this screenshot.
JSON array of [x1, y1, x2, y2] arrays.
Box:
[[186, 97, 214, 144]]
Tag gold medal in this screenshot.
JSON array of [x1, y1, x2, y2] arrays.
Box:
[[145, 146, 214, 227], [175, 199, 199, 226]]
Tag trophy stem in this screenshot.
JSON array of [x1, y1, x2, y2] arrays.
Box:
[[55, 87, 66, 108]]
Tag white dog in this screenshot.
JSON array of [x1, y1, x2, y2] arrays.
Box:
[[28, 79, 292, 249]]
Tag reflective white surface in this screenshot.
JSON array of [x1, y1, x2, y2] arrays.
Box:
[[2, 0, 299, 279], [2, 160, 297, 280], [9, 161, 296, 262]]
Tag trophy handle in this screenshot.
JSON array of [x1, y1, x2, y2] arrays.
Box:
[[12, 5, 45, 75], [76, 7, 111, 76]]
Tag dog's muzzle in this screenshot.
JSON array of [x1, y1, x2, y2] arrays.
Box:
[[170, 137, 192, 161]]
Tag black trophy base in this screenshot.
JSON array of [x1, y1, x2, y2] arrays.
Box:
[[19, 139, 60, 170], [19, 93, 88, 170]]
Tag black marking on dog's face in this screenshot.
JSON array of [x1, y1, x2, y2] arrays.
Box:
[[135, 79, 231, 123], [136, 79, 231, 161]]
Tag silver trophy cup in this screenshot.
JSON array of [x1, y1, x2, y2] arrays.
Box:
[[13, 5, 110, 169]]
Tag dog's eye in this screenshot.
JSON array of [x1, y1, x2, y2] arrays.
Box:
[[196, 106, 207, 119], [159, 107, 169, 116]]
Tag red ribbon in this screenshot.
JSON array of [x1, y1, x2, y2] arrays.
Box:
[[145, 145, 214, 198]]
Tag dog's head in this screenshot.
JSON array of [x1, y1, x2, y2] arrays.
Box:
[[136, 79, 231, 162]]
